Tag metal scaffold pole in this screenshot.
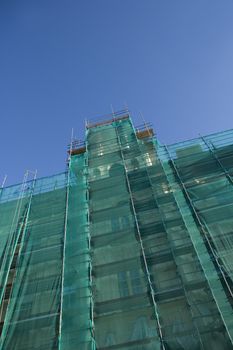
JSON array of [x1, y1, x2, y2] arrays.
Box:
[[199, 134, 233, 186], [58, 132, 73, 349], [163, 144, 233, 345], [1, 175, 7, 189], [129, 117, 205, 348], [0, 169, 37, 350], [164, 144, 233, 298], [112, 110, 165, 350], [85, 124, 96, 350], [0, 170, 36, 306]]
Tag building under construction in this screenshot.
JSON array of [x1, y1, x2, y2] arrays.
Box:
[[0, 110, 233, 349]]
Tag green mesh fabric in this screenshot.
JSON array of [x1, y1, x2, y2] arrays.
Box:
[[60, 153, 94, 350], [0, 174, 67, 350], [0, 182, 31, 317], [87, 120, 161, 349], [170, 132, 233, 282], [0, 199, 24, 304], [0, 119, 233, 350], [87, 118, 233, 350], [158, 130, 233, 346]]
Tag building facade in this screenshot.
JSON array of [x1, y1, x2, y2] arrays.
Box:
[[0, 110, 233, 349]]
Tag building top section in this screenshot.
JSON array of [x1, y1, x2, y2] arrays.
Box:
[[69, 110, 155, 156], [68, 108, 233, 160], [2, 109, 233, 194], [86, 109, 129, 129]]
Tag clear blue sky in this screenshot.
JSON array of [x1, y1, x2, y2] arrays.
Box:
[[1, 0, 233, 185]]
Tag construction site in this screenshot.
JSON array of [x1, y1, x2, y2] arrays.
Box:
[[0, 109, 233, 349]]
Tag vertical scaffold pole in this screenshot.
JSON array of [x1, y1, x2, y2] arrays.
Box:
[[163, 144, 233, 345], [0, 170, 34, 306], [58, 132, 73, 349], [0, 175, 7, 204], [85, 125, 96, 350], [129, 117, 205, 348], [0, 169, 37, 350], [139, 112, 153, 137], [199, 134, 233, 278], [112, 110, 165, 350], [1, 175, 7, 189], [164, 144, 233, 298]]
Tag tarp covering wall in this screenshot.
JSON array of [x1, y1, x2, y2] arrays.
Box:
[[0, 118, 232, 349], [60, 153, 94, 350], [87, 118, 233, 349], [0, 174, 67, 350]]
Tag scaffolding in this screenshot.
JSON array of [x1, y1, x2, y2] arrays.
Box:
[[0, 173, 67, 349], [85, 116, 233, 349], [0, 113, 233, 349]]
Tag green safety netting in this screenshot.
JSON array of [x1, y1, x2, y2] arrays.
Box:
[[0, 117, 233, 350], [60, 153, 94, 350], [86, 118, 233, 350], [158, 129, 233, 347], [0, 184, 29, 316], [0, 174, 67, 350]]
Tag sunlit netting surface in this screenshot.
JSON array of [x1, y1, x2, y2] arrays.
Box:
[[158, 128, 233, 349], [0, 115, 233, 349], [87, 118, 233, 350]]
